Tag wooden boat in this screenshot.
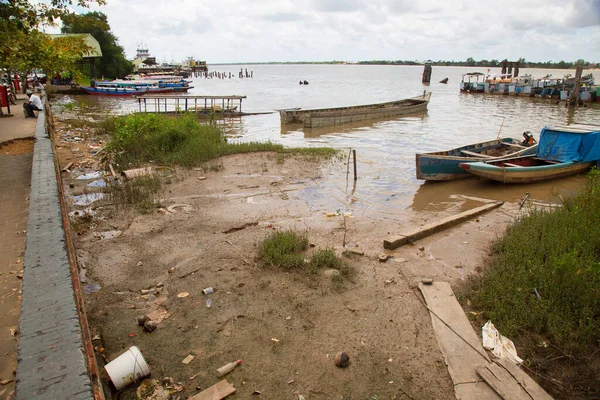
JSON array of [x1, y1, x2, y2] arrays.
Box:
[[81, 80, 174, 96], [459, 125, 600, 183], [279, 92, 431, 128], [459, 156, 594, 183], [416, 137, 538, 181]]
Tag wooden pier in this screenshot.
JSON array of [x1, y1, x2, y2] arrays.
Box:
[[136, 94, 247, 115]]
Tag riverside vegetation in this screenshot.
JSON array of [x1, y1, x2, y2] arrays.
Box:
[[101, 113, 337, 210], [465, 168, 600, 399]]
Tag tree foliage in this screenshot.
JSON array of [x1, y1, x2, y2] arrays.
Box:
[[62, 12, 133, 79]]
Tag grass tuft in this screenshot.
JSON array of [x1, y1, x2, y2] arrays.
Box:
[[259, 230, 308, 269], [108, 174, 163, 213]]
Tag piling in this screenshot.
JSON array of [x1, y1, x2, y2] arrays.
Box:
[[422, 62, 432, 83], [352, 149, 357, 181], [568, 66, 583, 106]]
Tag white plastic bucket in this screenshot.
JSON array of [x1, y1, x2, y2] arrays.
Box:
[[105, 346, 150, 390]]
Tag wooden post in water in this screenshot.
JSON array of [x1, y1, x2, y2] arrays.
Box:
[[422, 62, 432, 83], [568, 66, 583, 106], [352, 149, 357, 181]]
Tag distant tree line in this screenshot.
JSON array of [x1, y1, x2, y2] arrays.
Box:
[[358, 58, 597, 69]]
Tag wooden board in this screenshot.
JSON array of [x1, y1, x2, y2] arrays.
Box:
[[461, 150, 494, 158], [494, 359, 553, 400], [190, 380, 236, 400], [476, 364, 533, 400], [419, 282, 500, 400]]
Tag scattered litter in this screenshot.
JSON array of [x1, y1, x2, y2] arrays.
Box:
[[167, 203, 193, 214], [76, 171, 103, 180], [9, 328, 17, 337], [192, 380, 236, 399], [462, 241, 469, 244], [202, 287, 214, 295], [533, 288, 542, 300], [136, 379, 169, 400], [177, 292, 189, 298], [217, 360, 242, 377], [93, 230, 121, 240], [137, 315, 150, 326], [1, 379, 14, 385], [197, 176, 206, 180], [105, 346, 150, 390], [68, 208, 96, 218], [384, 278, 396, 285], [482, 320, 524, 364], [378, 254, 388, 262], [206, 299, 213, 308], [252, 390, 262, 395], [335, 351, 350, 368], [422, 278, 433, 285], [144, 320, 157, 333], [285, 316, 291, 320], [182, 354, 195, 364], [388, 358, 393, 362], [418, 246, 425, 251], [323, 269, 340, 278], [287, 379, 295, 384], [122, 167, 153, 179], [271, 338, 280, 343], [129, 332, 136, 337], [82, 282, 101, 294], [71, 192, 105, 206], [299, 396, 305, 400], [188, 375, 197, 380]]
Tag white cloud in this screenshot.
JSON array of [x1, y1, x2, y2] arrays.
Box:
[[79, 0, 600, 63]]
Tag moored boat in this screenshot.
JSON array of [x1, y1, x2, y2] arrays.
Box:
[[459, 125, 600, 183], [416, 137, 538, 181], [280, 92, 431, 128], [81, 80, 175, 96]]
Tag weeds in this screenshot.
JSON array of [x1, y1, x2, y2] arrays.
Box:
[[107, 174, 163, 213], [105, 113, 336, 169], [259, 231, 351, 278], [467, 168, 600, 353]]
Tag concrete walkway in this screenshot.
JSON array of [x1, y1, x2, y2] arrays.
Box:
[[0, 94, 37, 143], [0, 94, 34, 399]]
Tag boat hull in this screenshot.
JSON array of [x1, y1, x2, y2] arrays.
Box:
[[416, 138, 537, 181], [280, 93, 431, 127], [459, 157, 595, 183]]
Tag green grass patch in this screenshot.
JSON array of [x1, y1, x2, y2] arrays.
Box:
[[105, 113, 336, 169], [259, 231, 351, 278], [467, 168, 600, 352]]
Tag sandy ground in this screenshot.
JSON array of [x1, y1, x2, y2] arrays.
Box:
[[53, 119, 527, 400]]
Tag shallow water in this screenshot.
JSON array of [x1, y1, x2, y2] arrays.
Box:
[[54, 65, 600, 219]]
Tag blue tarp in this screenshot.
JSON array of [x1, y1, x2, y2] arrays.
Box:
[[536, 127, 600, 163]]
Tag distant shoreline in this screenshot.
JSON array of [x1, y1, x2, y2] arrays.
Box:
[[209, 60, 598, 70]]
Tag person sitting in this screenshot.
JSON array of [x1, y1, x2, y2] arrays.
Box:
[[23, 90, 43, 118]]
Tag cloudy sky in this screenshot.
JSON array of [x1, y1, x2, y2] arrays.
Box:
[[55, 0, 600, 63]]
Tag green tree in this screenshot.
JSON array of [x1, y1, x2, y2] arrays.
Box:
[[466, 57, 475, 66], [62, 12, 133, 79]]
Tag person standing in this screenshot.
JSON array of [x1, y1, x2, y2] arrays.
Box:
[[23, 90, 43, 118]]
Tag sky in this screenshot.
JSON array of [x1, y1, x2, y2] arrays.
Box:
[[47, 0, 600, 64]]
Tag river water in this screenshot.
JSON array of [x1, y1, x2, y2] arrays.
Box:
[[54, 65, 600, 220]]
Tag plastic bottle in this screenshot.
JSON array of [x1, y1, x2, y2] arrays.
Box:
[[217, 359, 242, 377]]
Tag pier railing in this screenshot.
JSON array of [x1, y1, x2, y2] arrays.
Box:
[[136, 94, 247, 114]]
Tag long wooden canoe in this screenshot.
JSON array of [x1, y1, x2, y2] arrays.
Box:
[[416, 138, 538, 181], [279, 92, 431, 128], [459, 155, 594, 183]]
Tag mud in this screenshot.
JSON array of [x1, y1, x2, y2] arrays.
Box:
[[52, 119, 581, 399]]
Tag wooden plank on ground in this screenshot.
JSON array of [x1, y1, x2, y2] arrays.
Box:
[[190, 380, 236, 400], [419, 281, 500, 400], [494, 359, 553, 400], [384, 201, 503, 250], [476, 364, 532, 400]]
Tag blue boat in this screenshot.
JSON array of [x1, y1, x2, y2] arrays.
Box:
[[81, 80, 173, 96], [416, 137, 538, 181], [459, 125, 600, 183]]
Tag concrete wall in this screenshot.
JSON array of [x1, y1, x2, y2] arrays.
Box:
[[16, 110, 94, 399]]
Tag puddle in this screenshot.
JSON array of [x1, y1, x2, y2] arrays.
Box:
[[76, 171, 103, 180], [83, 282, 101, 294], [87, 179, 107, 187], [71, 193, 105, 206]]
